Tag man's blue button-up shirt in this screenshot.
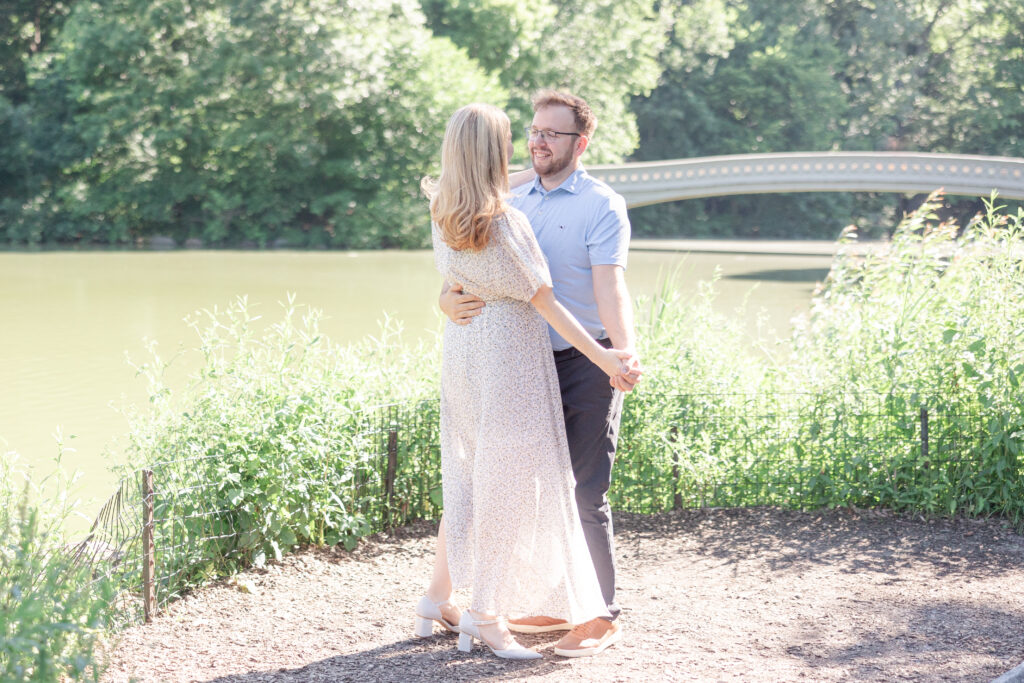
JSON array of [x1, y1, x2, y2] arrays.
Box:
[[509, 167, 631, 351]]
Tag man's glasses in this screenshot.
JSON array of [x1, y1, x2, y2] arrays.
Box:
[[525, 127, 582, 142]]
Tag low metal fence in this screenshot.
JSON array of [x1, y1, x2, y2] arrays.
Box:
[[614, 393, 1009, 513]]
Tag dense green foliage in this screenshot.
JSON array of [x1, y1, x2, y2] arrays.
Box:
[[3, 0, 1021, 246], [3, 0, 505, 247], [0, 454, 115, 682], [779, 193, 1024, 515], [620, 194, 1024, 518], [421, 0, 666, 162], [1, 0, 663, 246], [118, 297, 444, 590]]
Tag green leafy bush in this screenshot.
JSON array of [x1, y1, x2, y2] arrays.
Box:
[[616, 194, 1024, 524], [120, 296, 442, 594], [0, 454, 115, 682], [783, 193, 1024, 518]]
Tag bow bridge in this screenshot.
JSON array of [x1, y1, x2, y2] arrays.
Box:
[[587, 152, 1024, 208]]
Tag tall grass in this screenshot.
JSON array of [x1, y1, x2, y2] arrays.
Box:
[[0, 452, 116, 682], [614, 193, 1024, 522], [782, 193, 1024, 517], [616, 272, 770, 510]]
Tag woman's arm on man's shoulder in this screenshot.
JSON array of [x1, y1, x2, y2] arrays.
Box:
[[509, 166, 536, 189]]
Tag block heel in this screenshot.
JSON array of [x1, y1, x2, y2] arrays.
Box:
[[414, 595, 461, 638], [414, 615, 435, 638]]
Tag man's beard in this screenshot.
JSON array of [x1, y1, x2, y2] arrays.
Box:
[[532, 147, 573, 178]]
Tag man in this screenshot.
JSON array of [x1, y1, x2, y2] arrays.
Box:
[[439, 89, 641, 658]]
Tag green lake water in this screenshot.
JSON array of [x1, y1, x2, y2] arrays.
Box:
[[0, 246, 833, 522]]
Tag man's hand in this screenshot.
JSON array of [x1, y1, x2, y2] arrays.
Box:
[[439, 281, 485, 325]]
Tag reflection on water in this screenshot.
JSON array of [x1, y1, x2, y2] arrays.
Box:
[[0, 248, 833, 515]]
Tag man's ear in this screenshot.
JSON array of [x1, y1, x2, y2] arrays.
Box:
[[575, 135, 590, 158]]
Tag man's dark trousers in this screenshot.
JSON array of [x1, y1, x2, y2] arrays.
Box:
[[553, 338, 623, 621]]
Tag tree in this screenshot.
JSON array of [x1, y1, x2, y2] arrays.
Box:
[[7, 0, 503, 246], [0, 0, 75, 221], [629, 0, 1024, 239], [421, 0, 668, 163], [0, 0, 74, 104], [824, 0, 1024, 222]]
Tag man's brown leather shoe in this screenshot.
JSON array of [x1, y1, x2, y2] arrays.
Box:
[[553, 618, 621, 657], [507, 615, 571, 633]]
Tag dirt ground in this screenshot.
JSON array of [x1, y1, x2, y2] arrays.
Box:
[[101, 507, 1024, 682]]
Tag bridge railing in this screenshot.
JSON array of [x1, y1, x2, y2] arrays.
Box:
[[587, 152, 1024, 207]]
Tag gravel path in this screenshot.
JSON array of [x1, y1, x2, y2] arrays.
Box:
[[101, 508, 1024, 682]]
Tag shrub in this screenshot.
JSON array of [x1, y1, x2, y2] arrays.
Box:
[[784, 193, 1024, 519], [0, 453, 116, 682], [119, 296, 442, 595]]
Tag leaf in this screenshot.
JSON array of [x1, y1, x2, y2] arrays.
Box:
[[225, 488, 244, 505], [961, 362, 982, 379], [429, 485, 444, 509]]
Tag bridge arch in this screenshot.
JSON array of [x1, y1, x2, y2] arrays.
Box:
[[587, 152, 1024, 209]]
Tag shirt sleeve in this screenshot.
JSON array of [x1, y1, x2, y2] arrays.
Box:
[[586, 192, 630, 269], [498, 209, 553, 302]]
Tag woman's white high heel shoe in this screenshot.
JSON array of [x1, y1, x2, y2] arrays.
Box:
[[414, 595, 461, 637], [456, 612, 542, 660]]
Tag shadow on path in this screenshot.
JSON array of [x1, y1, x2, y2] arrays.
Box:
[[206, 633, 572, 682]]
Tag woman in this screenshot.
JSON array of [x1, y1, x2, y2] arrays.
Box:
[[415, 103, 630, 659]]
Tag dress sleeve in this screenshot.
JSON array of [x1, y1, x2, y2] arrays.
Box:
[[497, 209, 553, 302]]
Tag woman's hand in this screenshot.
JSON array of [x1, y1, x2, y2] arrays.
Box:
[[597, 347, 634, 380]]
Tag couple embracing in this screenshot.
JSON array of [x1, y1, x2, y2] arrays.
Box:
[[416, 90, 642, 660]]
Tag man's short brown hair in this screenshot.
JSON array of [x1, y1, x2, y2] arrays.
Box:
[[531, 89, 597, 138]]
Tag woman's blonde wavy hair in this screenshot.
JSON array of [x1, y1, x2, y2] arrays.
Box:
[[421, 103, 510, 251]]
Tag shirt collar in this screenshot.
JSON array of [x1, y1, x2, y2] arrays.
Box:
[[528, 166, 587, 196]]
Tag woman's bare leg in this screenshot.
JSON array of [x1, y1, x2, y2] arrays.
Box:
[[426, 515, 460, 624]]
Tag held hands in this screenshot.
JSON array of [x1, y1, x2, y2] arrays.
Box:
[[440, 282, 485, 325], [598, 348, 643, 393], [607, 349, 643, 393]]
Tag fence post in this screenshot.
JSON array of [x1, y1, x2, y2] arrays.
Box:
[[385, 428, 398, 528], [141, 469, 156, 624], [920, 406, 929, 463], [670, 425, 683, 511]]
